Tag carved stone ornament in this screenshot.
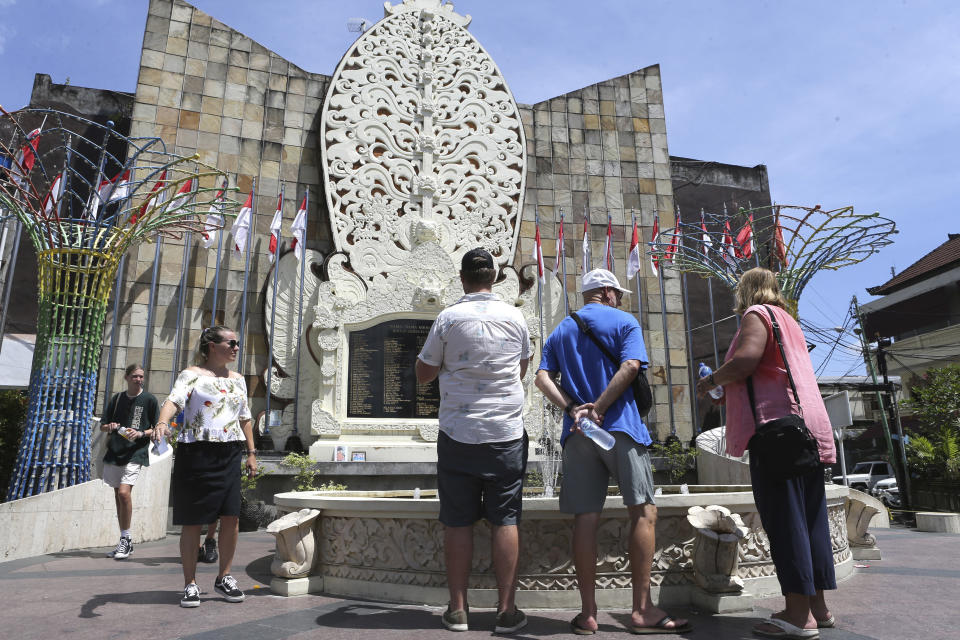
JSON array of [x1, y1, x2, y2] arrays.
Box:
[[266, 508, 321, 578], [686, 505, 749, 594], [846, 496, 880, 548], [321, 0, 526, 282]]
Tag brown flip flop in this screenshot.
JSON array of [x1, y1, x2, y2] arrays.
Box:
[[630, 615, 692, 635], [570, 614, 596, 635]]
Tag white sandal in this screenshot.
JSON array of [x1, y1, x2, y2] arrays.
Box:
[[753, 617, 820, 639]]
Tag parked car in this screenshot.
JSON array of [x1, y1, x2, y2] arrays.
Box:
[[833, 460, 895, 492], [871, 477, 901, 507]]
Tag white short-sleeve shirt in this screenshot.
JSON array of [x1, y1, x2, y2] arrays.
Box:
[[418, 292, 531, 444]]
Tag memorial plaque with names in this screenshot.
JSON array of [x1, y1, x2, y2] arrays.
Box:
[[347, 319, 440, 419]]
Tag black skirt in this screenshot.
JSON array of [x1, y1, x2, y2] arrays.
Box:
[[172, 441, 243, 525]]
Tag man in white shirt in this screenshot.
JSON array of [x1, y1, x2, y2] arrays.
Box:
[[416, 248, 530, 635]]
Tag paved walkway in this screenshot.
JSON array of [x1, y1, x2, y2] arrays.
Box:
[[0, 527, 956, 640]]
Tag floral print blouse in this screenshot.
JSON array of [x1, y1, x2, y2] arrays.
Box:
[[167, 370, 252, 443]]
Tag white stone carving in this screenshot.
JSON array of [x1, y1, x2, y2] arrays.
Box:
[[686, 505, 749, 594], [267, 508, 321, 578], [321, 0, 525, 282]]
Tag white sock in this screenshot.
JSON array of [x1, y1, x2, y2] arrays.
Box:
[[120, 529, 131, 539]]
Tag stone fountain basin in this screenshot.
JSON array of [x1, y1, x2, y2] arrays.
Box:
[[273, 484, 852, 607]]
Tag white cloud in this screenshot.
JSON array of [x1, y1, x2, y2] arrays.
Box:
[[0, 0, 17, 7], [0, 24, 13, 55]]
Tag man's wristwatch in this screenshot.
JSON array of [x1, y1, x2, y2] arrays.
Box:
[[564, 400, 576, 417]]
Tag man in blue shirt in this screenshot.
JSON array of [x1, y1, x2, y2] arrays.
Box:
[[536, 269, 690, 635]]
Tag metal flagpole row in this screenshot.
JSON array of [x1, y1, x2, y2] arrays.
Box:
[[265, 184, 284, 442], [559, 207, 569, 316], [211, 201, 225, 324], [677, 207, 698, 436], [102, 253, 126, 406], [0, 218, 23, 354], [292, 187, 309, 448], [238, 178, 256, 373]]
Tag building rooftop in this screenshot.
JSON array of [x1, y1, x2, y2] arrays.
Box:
[[867, 233, 960, 295]]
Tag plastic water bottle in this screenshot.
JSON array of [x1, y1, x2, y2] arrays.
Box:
[[698, 363, 724, 399], [413, 487, 421, 500], [577, 417, 616, 451]]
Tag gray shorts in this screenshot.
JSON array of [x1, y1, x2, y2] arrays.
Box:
[[559, 431, 656, 514]]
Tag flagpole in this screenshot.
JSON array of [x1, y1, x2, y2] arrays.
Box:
[[0, 218, 23, 354], [559, 207, 569, 315], [238, 178, 256, 373], [676, 207, 698, 437], [102, 252, 126, 409], [142, 236, 163, 372], [265, 184, 283, 445], [293, 187, 309, 450], [534, 207, 547, 360], [211, 189, 226, 325], [172, 231, 192, 384], [654, 210, 676, 439]]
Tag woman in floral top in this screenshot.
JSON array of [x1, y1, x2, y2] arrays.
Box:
[[154, 325, 257, 609]]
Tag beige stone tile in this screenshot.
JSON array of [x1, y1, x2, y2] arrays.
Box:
[[288, 76, 306, 95], [227, 66, 247, 85], [132, 102, 157, 123], [202, 78, 225, 98], [224, 82, 246, 102], [199, 113, 221, 133], [175, 128, 198, 148], [138, 67, 164, 88], [180, 92, 201, 112], [221, 117, 242, 137], [243, 103, 264, 122], [250, 52, 270, 71], [136, 83, 160, 104], [269, 74, 288, 91], [156, 106, 179, 127], [241, 119, 263, 139], [141, 50, 164, 70], [583, 114, 600, 130], [178, 109, 200, 129], [166, 36, 187, 56], [157, 88, 182, 109], [222, 99, 244, 119], [208, 45, 228, 63], [200, 95, 222, 116], [185, 58, 205, 77], [182, 74, 203, 94]]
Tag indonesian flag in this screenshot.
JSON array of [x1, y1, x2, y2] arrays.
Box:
[[532, 220, 545, 284], [581, 211, 592, 274], [650, 212, 660, 276], [268, 193, 283, 264], [722, 220, 737, 271], [700, 210, 712, 255], [774, 212, 789, 267], [735, 214, 754, 259], [131, 170, 167, 225], [603, 214, 615, 272], [10, 127, 41, 185], [553, 211, 565, 275], [290, 194, 308, 262], [626, 217, 641, 280], [42, 172, 63, 216], [84, 169, 132, 221], [200, 179, 227, 250], [666, 221, 681, 264], [231, 189, 253, 259], [164, 177, 195, 213]]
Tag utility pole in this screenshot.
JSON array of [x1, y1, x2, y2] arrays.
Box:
[[852, 295, 909, 508], [875, 335, 912, 509]]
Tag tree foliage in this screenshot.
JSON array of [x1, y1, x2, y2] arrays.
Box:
[[904, 364, 960, 432], [0, 390, 29, 500], [906, 423, 960, 480]]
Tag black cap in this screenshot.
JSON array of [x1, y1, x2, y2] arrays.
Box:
[[461, 247, 494, 271]]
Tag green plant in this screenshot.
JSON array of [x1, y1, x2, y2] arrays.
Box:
[[653, 440, 699, 484], [904, 365, 960, 433], [241, 461, 270, 498], [0, 390, 29, 501], [281, 452, 319, 491], [906, 423, 960, 480], [319, 479, 347, 491]]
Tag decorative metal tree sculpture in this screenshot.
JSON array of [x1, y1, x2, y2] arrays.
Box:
[[0, 108, 237, 499], [649, 204, 897, 314]]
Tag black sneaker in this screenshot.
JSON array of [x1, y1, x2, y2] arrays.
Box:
[[180, 583, 200, 608], [214, 574, 245, 602], [202, 538, 218, 563], [113, 536, 133, 560]]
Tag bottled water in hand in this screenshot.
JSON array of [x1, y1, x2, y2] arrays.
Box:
[[698, 363, 724, 399], [577, 417, 616, 450]]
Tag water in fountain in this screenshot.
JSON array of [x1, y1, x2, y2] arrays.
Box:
[[536, 396, 564, 497]]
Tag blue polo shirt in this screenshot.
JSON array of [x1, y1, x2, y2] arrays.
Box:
[[538, 303, 651, 446]]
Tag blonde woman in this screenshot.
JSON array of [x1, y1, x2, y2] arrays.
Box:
[[154, 326, 257, 608], [696, 268, 837, 639]]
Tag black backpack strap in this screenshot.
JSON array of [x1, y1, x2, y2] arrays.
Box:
[[570, 312, 620, 368], [746, 305, 804, 421]]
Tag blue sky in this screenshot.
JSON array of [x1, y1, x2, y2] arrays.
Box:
[[1, 0, 957, 375]]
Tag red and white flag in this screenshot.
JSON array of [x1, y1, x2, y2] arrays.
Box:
[[231, 189, 253, 259], [553, 211, 565, 275], [774, 211, 789, 267], [700, 210, 712, 255], [603, 214, 615, 272], [42, 172, 63, 216], [532, 219, 545, 284], [650, 212, 660, 276], [164, 177, 195, 213], [131, 169, 167, 225], [11, 127, 41, 185], [722, 219, 737, 271], [735, 214, 754, 259], [268, 193, 283, 264], [200, 179, 227, 250], [626, 216, 641, 280], [666, 221, 681, 264], [290, 194, 308, 262], [581, 210, 592, 274]]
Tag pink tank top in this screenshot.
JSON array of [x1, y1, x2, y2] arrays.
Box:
[[724, 304, 836, 463]]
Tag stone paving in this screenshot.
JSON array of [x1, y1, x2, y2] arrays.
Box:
[[0, 527, 956, 640]]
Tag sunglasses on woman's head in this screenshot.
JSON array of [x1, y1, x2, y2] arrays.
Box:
[[213, 338, 241, 348]]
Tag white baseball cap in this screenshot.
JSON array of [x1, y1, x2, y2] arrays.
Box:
[[582, 269, 631, 294]]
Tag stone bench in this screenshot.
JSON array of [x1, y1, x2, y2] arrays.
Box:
[[916, 512, 960, 534]]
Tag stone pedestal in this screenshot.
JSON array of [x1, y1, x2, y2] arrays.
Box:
[[846, 496, 882, 560], [691, 587, 754, 614], [916, 512, 960, 533], [266, 508, 321, 579]]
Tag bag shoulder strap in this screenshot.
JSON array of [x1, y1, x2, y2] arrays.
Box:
[[746, 305, 804, 420]]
